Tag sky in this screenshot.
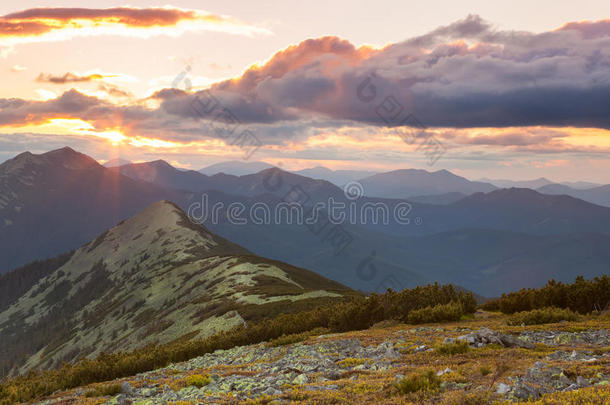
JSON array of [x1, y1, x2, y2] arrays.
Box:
[[1, 1, 610, 182]]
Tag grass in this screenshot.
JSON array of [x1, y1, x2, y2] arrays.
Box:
[[407, 301, 464, 324], [394, 370, 442, 395], [436, 340, 471, 355], [84, 383, 122, 397], [506, 307, 581, 325]]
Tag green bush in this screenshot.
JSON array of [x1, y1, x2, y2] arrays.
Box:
[[394, 370, 441, 394], [84, 383, 122, 397], [185, 374, 210, 388], [406, 301, 464, 324], [482, 276, 609, 314], [436, 340, 470, 355], [506, 307, 580, 325]]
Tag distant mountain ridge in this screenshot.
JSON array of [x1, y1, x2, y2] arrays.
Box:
[[536, 183, 610, 208], [358, 169, 497, 199], [292, 166, 377, 186], [103, 158, 132, 168], [199, 161, 275, 176], [3, 147, 610, 298]]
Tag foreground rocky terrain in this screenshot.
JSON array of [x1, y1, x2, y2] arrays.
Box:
[[35, 312, 610, 404]]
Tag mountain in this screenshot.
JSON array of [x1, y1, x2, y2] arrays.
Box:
[[480, 177, 554, 189], [0, 147, 188, 274], [102, 158, 132, 168], [115, 162, 345, 202], [406, 192, 467, 205], [109, 160, 219, 192], [4, 148, 610, 299], [422, 188, 610, 236], [199, 160, 275, 176], [359, 169, 496, 199], [292, 167, 377, 186], [537, 183, 610, 208], [0, 201, 355, 375], [560, 181, 602, 189]]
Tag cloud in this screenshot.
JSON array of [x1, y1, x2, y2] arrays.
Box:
[[138, 15, 610, 133], [2, 15, 610, 154], [0, 7, 271, 55], [10, 64, 26, 72], [36, 72, 110, 84]]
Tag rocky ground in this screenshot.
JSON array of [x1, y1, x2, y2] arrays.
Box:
[[36, 313, 610, 404]]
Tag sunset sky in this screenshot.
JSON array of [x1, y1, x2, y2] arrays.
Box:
[[2, 1, 610, 182]]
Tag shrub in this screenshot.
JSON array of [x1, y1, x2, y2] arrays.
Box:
[[506, 307, 580, 326], [185, 374, 210, 388], [337, 358, 369, 368], [84, 383, 122, 397], [482, 276, 609, 314], [394, 370, 441, 394], [436, 340, 470, 355], [406, 301, 464, 324], [479, 365, 492, 376]]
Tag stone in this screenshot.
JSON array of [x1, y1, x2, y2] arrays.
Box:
[[496, 382, 511, 394], [121, 381, 134, 396], [292, 374, 309, 385], [457, 328, 534, 349], [437, 367, 452, 376]]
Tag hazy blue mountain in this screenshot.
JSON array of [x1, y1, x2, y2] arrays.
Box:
[[359, 169, 497, 199], [406, 192, 467, 205], [561, 181, 603, 189], [536, 183, 610, 208], [4, 148, 610, 298], [199, 160, 275, 176], [480, 177, 554, 189], [293, 166, 377, 186]]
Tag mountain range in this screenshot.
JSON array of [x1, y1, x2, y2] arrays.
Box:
[[358, 169, 497, 199], [293, 166, 377, 186], [1, 147, 610, 297], [198, 160, 275, 176]]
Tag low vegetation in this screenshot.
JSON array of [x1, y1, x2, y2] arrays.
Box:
[[84, 382, 122, 397], [406, 301, 465, 324], [506, 307, 580, 326], [436, 340, 470, 355], [483, 275, 609, 314], [394, 370, 441, 395]]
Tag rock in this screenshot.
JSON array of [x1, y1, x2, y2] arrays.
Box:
[[443, 337, 456, 344], [437, 367, 452, 376], [457, 328, 534, 349], [325, 370, 342, 381], [262, 387, 281, 396], [496, 382, 511, 394], [121, 381, 134, 396], [413, 345, 427, 353], [292, 374, 309, 385]]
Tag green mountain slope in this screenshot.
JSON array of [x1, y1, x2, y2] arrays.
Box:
[[0, 201, 355, 376]]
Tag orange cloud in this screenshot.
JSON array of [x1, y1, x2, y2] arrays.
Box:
[[36, 72, 110, 84], [0, 7, 271, 55]]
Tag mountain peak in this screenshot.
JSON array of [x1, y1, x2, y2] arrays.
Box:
[[42, 147, 101, 170], [88, 200, 244, 262]]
